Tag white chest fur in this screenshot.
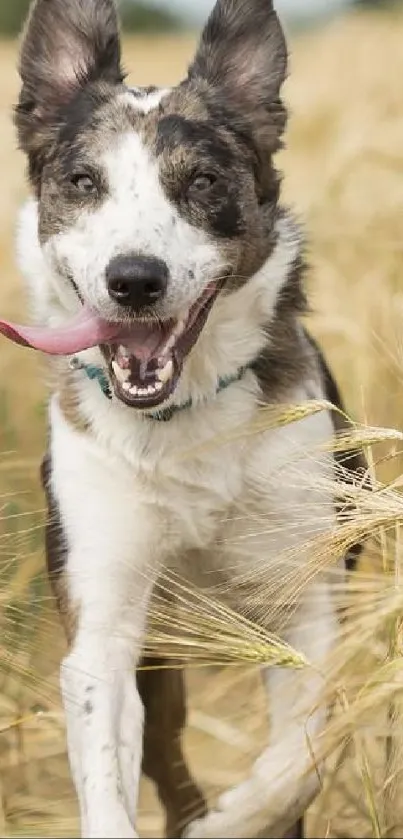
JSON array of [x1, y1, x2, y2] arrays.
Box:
[[50, 369, 334, 580], [50, 370, 260, 557]]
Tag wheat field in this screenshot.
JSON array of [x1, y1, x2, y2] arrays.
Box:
[[1, 8, 403, 838]]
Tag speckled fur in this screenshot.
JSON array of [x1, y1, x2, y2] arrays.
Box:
[[14, 2, 365, 838]]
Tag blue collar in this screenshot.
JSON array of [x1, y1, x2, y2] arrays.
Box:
[[69, 356, 249, 422]]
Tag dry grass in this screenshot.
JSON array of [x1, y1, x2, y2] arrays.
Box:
[[1, 9, 403, 837]]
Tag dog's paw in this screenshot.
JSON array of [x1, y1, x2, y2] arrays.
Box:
[[183, 775, 266, 839], [184, 808, 251, 839], [183, 756, 313, 839]]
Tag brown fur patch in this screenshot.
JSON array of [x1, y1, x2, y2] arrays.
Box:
[[41, 452, 78, 644], [49, 361, 90, 434], [139, 660, 207, 837], [306, 333, 368, 571], [251, 251, 310, 403]]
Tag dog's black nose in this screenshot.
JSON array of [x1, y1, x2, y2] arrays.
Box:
[[106, 255, 168, 310]]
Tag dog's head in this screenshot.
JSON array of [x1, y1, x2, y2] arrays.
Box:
[[14, 0, 288, 409]]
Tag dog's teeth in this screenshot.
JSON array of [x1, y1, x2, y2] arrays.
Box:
[[147, 386, 156, 395], [157, 359, 174, 384], [123, 382, 131, 392], [118, 357, 130, 370], [161, 316, 188, 356], [138, 388, 148, 396], [155, 382, 163, 392], [129, 385, 139, 396], [165, 336, 176, 352], [174, 318, 186, 337], [112, 361, 130, 383]]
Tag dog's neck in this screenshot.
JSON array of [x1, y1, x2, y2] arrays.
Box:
[[68, 355, 251, 423]]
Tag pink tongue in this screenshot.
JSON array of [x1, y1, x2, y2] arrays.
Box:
[[0, 306, 121, 355], [0, 305, 167, 359]]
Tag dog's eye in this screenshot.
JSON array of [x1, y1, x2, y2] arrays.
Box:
[[190, 173, 217, 194], [71, 174, 97, 195]]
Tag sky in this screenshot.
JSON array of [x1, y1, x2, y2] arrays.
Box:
[[146, 0, 349, 23]]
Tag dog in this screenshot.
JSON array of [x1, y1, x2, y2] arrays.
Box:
[[0, 0, 366, 836]]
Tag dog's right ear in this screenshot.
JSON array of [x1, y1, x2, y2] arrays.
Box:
[[15, 0, 123, 177]]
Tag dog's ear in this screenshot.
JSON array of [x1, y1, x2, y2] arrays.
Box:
[[189, 0, 287, 153], [15, 0, 123, 172]]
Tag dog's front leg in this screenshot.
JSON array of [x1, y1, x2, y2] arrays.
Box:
[[45, 405, 165, 838], [186, 578, 337, 839]]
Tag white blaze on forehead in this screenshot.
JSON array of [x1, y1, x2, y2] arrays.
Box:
[[120, 87, 171, 114], [44, 130, 223, 320]]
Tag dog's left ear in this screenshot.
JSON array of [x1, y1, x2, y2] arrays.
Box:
[[15, 0, 123, 185], [189, 0, 287, 154]]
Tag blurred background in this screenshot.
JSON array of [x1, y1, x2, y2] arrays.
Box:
[[0, 0, 403, 836], [0, 0, 398, 34]]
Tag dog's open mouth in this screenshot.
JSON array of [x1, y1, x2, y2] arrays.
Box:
[[0, 282, 220, 408], [103, 282, 220, 408]]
